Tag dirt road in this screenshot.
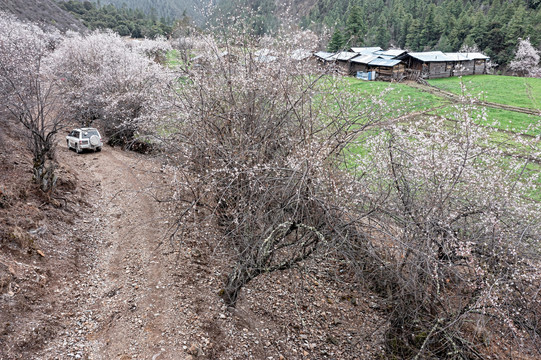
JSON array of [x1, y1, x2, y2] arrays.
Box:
[[18, 144, 384, 360], [44, 145, 199, 359]]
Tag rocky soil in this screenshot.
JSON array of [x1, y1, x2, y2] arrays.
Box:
[[1, 133, 387, 359]]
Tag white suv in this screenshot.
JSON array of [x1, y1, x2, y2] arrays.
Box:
[[66, 128, 103, 153]]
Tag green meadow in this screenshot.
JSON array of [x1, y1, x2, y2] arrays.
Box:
[[428, 75, 541, 110], [338, 75, 540, 200]]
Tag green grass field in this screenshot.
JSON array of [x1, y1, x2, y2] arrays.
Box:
[[339, 75, 540, 137], [336, 77, 445, 113], [484, 108, 540, 136], [428, 75, 541, 110], [427, 106, 541, 137], [336, 75, 540, 200]]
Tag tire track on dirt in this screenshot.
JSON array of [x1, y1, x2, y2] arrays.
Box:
[[49, 145, 193, 360], [84, 147, 191, 360]]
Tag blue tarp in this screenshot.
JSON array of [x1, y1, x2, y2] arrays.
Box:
[[357, 71, 376, 81]]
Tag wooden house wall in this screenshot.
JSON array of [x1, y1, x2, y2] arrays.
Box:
[[473, 59, 486, 75], [427, 62, 452, 78], [369, 64, 405, 80], [407, 58, 424, 71], [344, 54, 488, 81], [336, 60, 351, 73], [351, 62, 369, 74], [453, 60, 474, 76]]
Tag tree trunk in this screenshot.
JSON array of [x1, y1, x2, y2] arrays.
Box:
[[221, 265, 257, 307], [33, 157, 57, 193]]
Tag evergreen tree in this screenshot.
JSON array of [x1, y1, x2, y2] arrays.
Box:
[[344, 4, 365, 46], [328, 29, 346, 51], [375, 14, 391, 49], [505, 5, 528, 47], [406, 19, 421, 51], [437, 34, 453, 52], [419, 5, 439, 48]]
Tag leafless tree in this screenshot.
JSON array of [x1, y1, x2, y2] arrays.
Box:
[[156, 32, 390, 307], [0, 13, 66, 192]]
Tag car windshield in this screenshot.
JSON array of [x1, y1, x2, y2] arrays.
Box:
[[81, 129, 99, 138]]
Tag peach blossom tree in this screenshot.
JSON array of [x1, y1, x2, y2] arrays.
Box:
[[0, 12, 65, 192]]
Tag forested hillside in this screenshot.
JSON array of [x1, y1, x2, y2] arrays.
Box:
[[85, 0, 211, 24], [57, 0, 174, 38], [0, 0, 85, 32], [308, 0, 541, 66], [212, 0, 541, 67]]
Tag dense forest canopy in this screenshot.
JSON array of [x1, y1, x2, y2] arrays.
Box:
[[304, 0, 541, 66], [84, 0, 210, 24], [56, 0, 174, 38], [210, 0, 541, 66]]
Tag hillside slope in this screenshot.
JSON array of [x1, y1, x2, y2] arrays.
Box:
[[89, 0, 213, 24], [0, 0, 86, 32]]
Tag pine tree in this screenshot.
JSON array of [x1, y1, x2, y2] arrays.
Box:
[[406, 19, 421, 51], [344, 4, 365, 47], [505, 5, 528, 47], [375, 14, 391, 49], [328, 29, 345, 52]]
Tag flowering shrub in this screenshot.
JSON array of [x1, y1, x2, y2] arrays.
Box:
[[160, 33, 541, 357], [126, 36, 172, 64], [158, 32, 392, 306], [353, 92, 541, 357], [48, 30, 174, 146]]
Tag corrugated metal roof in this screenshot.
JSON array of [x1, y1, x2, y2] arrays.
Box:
[[350, 47, 382, 55], [326, 53, 340, 61], [408, 51, 453, 62], [456, 52, 490, 60], [351, 54, 380, 64], [441, 52, 490, 61], [314, 51, 334, 60], [444, 53, 470, 61], [368, 58, 402, 67], [325, 51, 359, 61], [290, 49, 312, 61], [375, 49, 407, 57], [336, 51, 359, 61]]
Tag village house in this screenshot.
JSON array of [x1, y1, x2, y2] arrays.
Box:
[[350, 54, 380, 74], [403, 51, 454, 79], [326, 51, 359, 73], [366, 58, 405, 81], [445, 52, 490, 75], [349, 47, 382, 55], [312, 47, 490, 81]]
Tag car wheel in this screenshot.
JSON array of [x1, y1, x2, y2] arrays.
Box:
[[76, 145, 82, 154], [95, 147, 102, 152]]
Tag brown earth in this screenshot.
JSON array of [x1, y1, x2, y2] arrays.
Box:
[[0, 128, 386, 359]]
